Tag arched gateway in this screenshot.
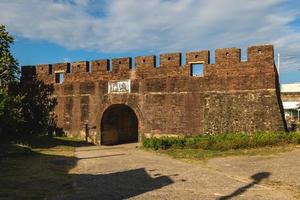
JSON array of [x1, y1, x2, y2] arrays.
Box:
[[101, 104, 138, 145]]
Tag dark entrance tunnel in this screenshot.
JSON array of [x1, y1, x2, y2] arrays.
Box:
[[101, 104, 138, 145]]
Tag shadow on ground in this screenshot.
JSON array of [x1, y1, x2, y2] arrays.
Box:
[[218, 172, 271, 200], [0, 140, 173, 200], [23, 136, 89, 148], [57, 168, 173, 200]]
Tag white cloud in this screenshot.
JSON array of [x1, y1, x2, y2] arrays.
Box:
[[0, 0, 300, 71]]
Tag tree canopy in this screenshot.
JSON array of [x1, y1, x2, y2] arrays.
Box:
[[0, 25, 58, 141], [0, 24, 19, 85]]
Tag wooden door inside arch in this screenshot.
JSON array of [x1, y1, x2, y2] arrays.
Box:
[[101, 104, 138, 145]]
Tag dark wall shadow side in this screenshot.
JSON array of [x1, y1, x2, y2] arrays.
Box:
[[274, 66, 288, 132]]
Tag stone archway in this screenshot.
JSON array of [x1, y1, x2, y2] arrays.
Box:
[[100, 104, 138, 145]]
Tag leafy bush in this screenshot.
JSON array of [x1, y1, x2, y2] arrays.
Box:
[[142, 132, 300, 151]]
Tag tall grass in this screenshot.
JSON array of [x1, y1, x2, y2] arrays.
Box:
[[142, 132, 300, 151]]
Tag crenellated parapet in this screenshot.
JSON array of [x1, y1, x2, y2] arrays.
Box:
[[204, 45, 275, 78], [21, 44, 277, 86]]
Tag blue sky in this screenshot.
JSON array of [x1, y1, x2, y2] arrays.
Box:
[[1, 0, 300, 83]]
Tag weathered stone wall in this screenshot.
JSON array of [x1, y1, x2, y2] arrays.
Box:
[[21, 44, 287, 144]]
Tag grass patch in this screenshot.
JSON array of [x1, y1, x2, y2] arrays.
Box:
[[0, 136, 88, 200], [158, 145, 295, 161], [142, 132, 300, 160], [143, 132, 300, 151]]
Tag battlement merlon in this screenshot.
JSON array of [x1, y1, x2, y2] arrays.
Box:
[[112, 57, 132, 73], [36, 64, 53, 76], [92, 59, 110, 72], [53, 62, 71, 73], [21, 65, 36, 82], [186, 50, 210, 64], [135, 55, 156, 70], [215, 48, 241, 64], [21, 44, 276, 79], [72, 61, 90, 73], [160, 53, 182, 68], [247, 45, 274, 65]]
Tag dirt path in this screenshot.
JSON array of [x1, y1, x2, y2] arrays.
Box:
[[55, 144, 300, 200]]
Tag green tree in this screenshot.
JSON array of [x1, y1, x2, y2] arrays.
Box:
[[0, 87, 23, 137], [0, 25, 19, 84], [19, 78, 58, 136], [0, 24, 22, 139], [0, 25, 58, 142]]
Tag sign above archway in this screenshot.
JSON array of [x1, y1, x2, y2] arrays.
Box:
[[108, 80, 131, 94]]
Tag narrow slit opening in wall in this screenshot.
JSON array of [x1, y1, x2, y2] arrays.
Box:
[[89, 61, 92, 72], [55, 73, 64, 84], [179, 53, 182, 66], [129, 58, 133, 70], [49, 65, 53, 75], [181, 53, 186, 66], [131, 58, 136, 70], [156, 55, 160, 68], [191, 63, 204, 77], [153, 55, 157, 67], [86, 61, 91, 72], [210, 49, 215, 64], [109, 60, 112, 71], [241, 48, 247, 62], [107, 60, 110, 71], [66, 63, 71, 73]]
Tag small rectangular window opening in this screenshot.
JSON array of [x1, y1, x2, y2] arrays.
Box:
[[55, 73, 64, 84], [191, 63, 204, 77]]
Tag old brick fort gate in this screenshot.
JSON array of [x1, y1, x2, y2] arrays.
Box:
[[21, 45, 287, 145]]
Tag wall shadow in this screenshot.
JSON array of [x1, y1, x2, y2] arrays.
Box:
[[0, 145, 173, 200], [274, 66, 288, 132], [62, 168, 174, 200], [217, 172, 271, 200]]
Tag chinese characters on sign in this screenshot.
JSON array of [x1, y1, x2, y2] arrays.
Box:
[[108, 80, 131, 94]]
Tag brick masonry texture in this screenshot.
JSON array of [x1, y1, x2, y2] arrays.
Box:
[[21, 45, 287, 144]]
